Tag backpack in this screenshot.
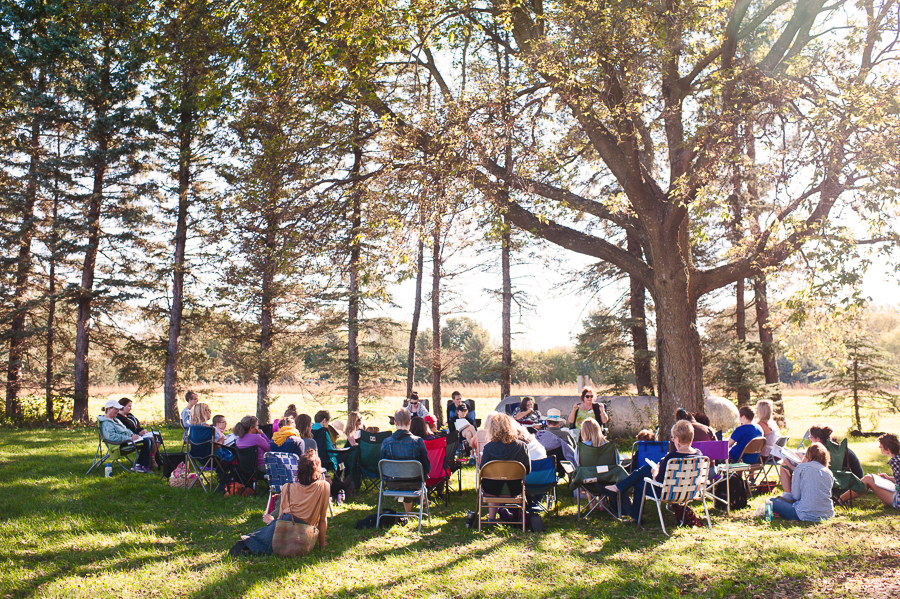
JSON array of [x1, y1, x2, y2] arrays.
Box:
[[526, 513, 544, 532], [714, 475, 750, 510], [355, 509, 402, 529], [673, 504, 703, 527]]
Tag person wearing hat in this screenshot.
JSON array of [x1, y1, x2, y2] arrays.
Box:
[[535, 408, 577, 477], [423, 414, 441, 438], [98, 399, 153, 473], [447, 391, 475, 427]]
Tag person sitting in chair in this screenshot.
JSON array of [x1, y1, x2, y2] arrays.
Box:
[[230, 449, 330, 556], [481, 413, 532, 522], [116, 397, 160, 469], [234, 416, 271, 473], [270, 414, 309, 458], [536, 408, 577, 477], [568, 387, 609, 429], [448, 391, 475, 426], [312, 411, 338, 472], [181, 391, 198, 442], [452, 402, 477, 450], [380, 409, 431, 515], [728, 406, 764, 463], [513, 396, 542, 427], [98, 399, 152, 473], [406, 392, 429, 418], [838, 432, 900, 509], [605, 419, 700, 524]]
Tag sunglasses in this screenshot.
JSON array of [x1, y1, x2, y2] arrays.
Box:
[[410, 402, 419, 406], [583, 394, 594, 399]]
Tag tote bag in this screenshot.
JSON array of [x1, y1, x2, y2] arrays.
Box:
[[272, 514, 318, 557]]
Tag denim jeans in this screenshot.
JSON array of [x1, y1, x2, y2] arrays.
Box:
[[771, 497, 800, 520], [613, 464, 656, 521]]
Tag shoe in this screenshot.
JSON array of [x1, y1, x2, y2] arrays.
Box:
[[228, 541, 250, 557], [133, 465, 150, 473]]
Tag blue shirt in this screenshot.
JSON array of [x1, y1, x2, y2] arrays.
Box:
[[729, 423, 764, 463]]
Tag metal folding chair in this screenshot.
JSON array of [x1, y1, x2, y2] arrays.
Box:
[[377, 460, 428, 532], [477, 460, 527, 531]]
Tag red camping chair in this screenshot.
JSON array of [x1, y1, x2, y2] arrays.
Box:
[[424, 437, 451, 505]]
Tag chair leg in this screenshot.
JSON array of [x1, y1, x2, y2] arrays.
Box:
[[702, 497, 712, 530], [577, 487, 582, 519], [376, 481, 384, 528], [521, 495, 526, 531], [477, 490, 483, 532], [655, 499, 667, 536], [637, 491, 646, 525], [418, 490, 424, 533]]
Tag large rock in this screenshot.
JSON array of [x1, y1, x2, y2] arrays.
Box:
[[495, 395, 659, 438], [703, 388, 739, 431]]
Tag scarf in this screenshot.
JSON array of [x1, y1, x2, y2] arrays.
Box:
[[272, 426, 300, 447]]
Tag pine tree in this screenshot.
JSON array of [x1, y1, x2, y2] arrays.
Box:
[[816, 336, 900, 432], [69, 0, 155, 421]]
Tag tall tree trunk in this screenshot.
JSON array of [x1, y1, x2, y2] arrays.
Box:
[[6, 72, 44, 418], [852, 359, 861, 431], [73, 135, 107, 423], [627, 232, 653, 396], [753, 275, 785, 427], [431, 212, 443, 427], [164, 105, 194, 423], [735, 278, 751, 407], [46, 144, 60, 423], [257, 228, 275, 425], [651, 247, 704, 440], [347, 142, 363, 414], [500, 215, 512, 400], [406, 222, 424, 399]]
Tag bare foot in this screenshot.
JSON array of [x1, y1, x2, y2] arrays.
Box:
[[604, 485, 618, 493]]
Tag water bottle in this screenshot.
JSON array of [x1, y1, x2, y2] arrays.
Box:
[[337, 490, 345, 505], [764, 499, 773, 523], [104, 463, 112, 478]]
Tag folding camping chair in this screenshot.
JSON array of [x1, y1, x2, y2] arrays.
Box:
[[87, 426, 136, 474], [424, 437, 451, 505], [443, 428, 466, 496], [376, 459, 428, 532], [185, 425, 221, 492], [757, 435, 788, 490], [637, 455, 712, 536], [524, 456, 560, 515], [626, 440, 669, 472], [358, 430, 392, 492], [477, 460, 527, 531], [232, 445, 265, 494], [825, 438, 867, 503], [570, 442, 628, 519]]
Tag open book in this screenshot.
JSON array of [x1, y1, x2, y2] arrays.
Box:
[[645, 458, 658, 470], [771, 444, 804, 465], [872, 474, 896, 492]]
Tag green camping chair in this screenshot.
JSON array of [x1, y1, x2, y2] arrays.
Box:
[[569, 441, 628, 519], [825, 438, 866, 501], [358, 430, 392, 492], [87, 426, 136, 475]]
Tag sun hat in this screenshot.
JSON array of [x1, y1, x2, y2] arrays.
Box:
[[545, 408, 564, 422]]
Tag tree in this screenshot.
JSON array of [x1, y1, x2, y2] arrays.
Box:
[[70, 0, 155, 422], [334, 0, 900, 438], [151, 0, 233, 423], [816, 335, 900, 432]]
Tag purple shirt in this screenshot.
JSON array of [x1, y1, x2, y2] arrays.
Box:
[[236, 432, 271, 468]]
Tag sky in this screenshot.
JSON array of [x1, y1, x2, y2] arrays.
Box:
[[378, 243, 899, 352]]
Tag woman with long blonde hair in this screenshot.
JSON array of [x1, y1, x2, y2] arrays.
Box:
[[480, 414, 532, 522], [755, 399, 780, 457]]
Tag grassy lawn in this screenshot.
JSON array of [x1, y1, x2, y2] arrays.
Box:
[[2, 417, 899, 599]]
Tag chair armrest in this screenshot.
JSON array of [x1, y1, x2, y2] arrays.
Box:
[[561, 461, 575, 475], [643, 477, 662, 488]]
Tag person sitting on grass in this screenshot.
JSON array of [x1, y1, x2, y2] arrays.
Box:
[[771, 442, 834, 522], [481, 413, 532, 522], [605, 419, 699, 524], [230, 449, 330, 556], [380, 409, 431, 515], [728, 406, 764, 463], [234, 416, 271, 472], [779, 424, 864, 494], [98, 399, 153, 473], [838, 433, 900, 509]]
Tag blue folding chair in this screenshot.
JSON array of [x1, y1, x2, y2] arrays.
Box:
[[524, 456, 559, 515], [186, 425, 220, 492], [630, 440, 669, 472], [264, 452, 299, 513]]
